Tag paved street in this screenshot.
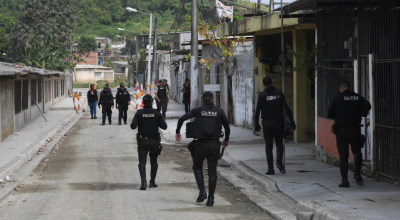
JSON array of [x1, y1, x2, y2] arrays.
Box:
[[0, 106, 273, 220]]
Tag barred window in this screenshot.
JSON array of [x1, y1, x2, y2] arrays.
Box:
[[22, 80, 29, 110], [14, 80, 21, 114], [38, 79, 42, 103], [31, 79, 37, 105]]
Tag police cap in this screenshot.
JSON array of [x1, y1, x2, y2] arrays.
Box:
[[159, 79, 163, 83], [104, 86, 108, 90], [185, 78, 190, 82], [163, 79, 167, 82], [143, 94, 154, 104], [120, 83, 125, 87], [263, 77, 272, 85]]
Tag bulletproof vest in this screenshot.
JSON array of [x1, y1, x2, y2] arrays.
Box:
[[186, 104, 223, 139], [118, 90, 130, 102], [157, 85, 167, 99], [183, 84, 191, 97], [137, 108, 160, 136], [259, 87, 284, 120], [101, 92, 112, 105], [335, 91, 362, 126]]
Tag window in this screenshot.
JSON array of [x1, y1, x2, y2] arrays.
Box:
[[38, 79, 42, 103], [31, 79, 37, 105], [14, 80, 21, 114], [104, 72, 113, 78], [22, 80, 29, 110]]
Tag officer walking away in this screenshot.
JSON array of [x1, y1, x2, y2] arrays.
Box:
[[180, 79, 191, 113], [163, 79, 171, 98], [116, 83, 131, 125], [175, 92, 230, 207], [328, 81, 371, 188], [131, 95, 167, 190], [254, 77, 296, 175], [155, 79, 169, 119], [155, 80, 163, 111], [98, 86, 114, 125]]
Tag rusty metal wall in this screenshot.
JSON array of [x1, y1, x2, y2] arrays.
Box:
[[0, 77, 14, 141]]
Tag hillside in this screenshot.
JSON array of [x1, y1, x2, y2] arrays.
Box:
[[0, 0, 268, 40]]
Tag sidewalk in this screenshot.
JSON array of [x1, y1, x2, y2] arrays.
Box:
[[0, 110, 79, 181], [161, 101, 400, 220]]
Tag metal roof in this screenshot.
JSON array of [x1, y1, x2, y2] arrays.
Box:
[[0, 62, 63, 77], [277, 0, 354, 14], [75, 65, 114, 69]]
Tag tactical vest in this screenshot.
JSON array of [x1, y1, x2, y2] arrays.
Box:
[[260, 88, 283, 120], [119, 90, 130, 102], [186, 104, 223, 139], [157, 85, 167, 99], [335, 92, 362, 126], [102, 92, 112, 105], [183, 84, 191, 97]]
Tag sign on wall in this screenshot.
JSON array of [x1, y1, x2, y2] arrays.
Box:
[[204, 84, 220, 91], [216, 0, 233, 24]]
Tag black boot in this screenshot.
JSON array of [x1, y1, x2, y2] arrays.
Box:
[[118, 121, 121, 125], [266, 149, 275, 175], [276, 146, 286, 174], [339, 159, 350, 188], [102, 121, 105, 125], [206, 177, 217, 207], [149, 164, 158, 188], [193, 170, 207, 203], [109, 118, 112, 125], [138, 164, 147, 190], [353, 153, 364, 186]]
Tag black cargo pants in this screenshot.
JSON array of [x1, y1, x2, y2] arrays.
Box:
[[118, 102, 129, 123], [137, 139, 159, 166], [192, 140, 221, 179], [336, 126, 362, 160], [157, 98, 168, 118], [102, 105, 112, 123], [262, 119, 284, 151]]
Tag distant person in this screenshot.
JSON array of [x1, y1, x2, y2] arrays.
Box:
[[155, 80, 163, 111], [163, 79, 171, 98], [87, 84, 98, 119], [180, 79, 191, 113], [254, 77, 296, 175], [98, 86, 114, 125], [131, 95, 167, 190], [116, 83, 131, 125], [155, 79, 169, 119]]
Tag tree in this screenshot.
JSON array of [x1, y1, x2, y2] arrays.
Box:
[[0, 14, 15, 33], [7, 0, 78, 63], [157, 41, 171, 51], [104, 57, 116, 71], [0, 28, 8, 61], [78, 35, 97, 52]]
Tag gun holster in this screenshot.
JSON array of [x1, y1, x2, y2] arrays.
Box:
[[137, 133, 144, 142]]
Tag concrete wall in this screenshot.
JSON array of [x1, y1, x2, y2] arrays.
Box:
[[0, 77, 14, 141], [74, 68, 115, 83], [158, 53, 171, 86], [232, 68, 254, 129]]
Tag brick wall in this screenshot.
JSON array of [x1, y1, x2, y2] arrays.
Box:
[[74, 52, 97, 65]]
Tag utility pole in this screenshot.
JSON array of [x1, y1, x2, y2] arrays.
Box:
[[190, 0, 199, 109], [136, 34, 139, 86], [280, 0, 285, 94], [128, 39, 131, 88], [151, 17, 158, 99], [146, 13, 153, 94]]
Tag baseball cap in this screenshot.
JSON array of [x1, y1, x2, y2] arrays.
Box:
[[120, 83, 125, 87], [185, 78, 190, 82], [104, 86, 108, 89], [263, 77, 272, 85], [143, 94, 154, 104]]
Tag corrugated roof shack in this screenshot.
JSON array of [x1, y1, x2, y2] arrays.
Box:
[[0, 62, 72, 142]]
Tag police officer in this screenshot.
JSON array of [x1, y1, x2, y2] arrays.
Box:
[[175, 92, 230, 207], [155, 80, 163, 112], [328, 81, 370, 187], [155, 79, 169, 119], [180, 79, 191, 113], [163, 79, 171, 98], [98, 86, 114, 125], [131, 94, 167, 190], [116, 83, 131, 125], [255, 77, 296, 175]]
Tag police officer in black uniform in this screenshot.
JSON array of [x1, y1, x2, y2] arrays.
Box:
[[255, 77, 296, 175], [98, 86, 114, 125], [155, 79, 169, 119], [163, 79, 171, 98], [180, 79, 191, 113], [116, 83, 131, 125], [175, 92, 230, 207], [131, 94, 168, 190], [328, 81, 371, 187]]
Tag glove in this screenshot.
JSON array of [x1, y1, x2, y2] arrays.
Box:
[[255, 124, 261, 132], [291, 121, 297, 131]]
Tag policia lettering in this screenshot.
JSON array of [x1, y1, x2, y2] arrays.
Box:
[[328, 81, 371, 188], [131, 94, 168, 190], [255, 77, 296, 176], [98, 86, 114, 125], [175, 92, 230, 207], [116, 83, 131, 125]]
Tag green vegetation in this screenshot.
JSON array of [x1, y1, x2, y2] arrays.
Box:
[[73, 76, 134, 88], [0, 28, 7, 61], [78, 36, 97, 52], [104, 58, 116, 71]]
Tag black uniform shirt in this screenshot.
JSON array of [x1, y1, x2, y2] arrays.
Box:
[[99, 91, 114, 106], [328, 89, 363, 126], [176, 103, 231, 141], [255, 86, 294, 123], [130, 106, 167, 136], [116, 89, 131, 104]]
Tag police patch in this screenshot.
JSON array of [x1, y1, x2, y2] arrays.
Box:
[[143, 114, 155, 117], [344, 96, 359, 101], [201, 111, 217, 117], [266, 96, 277, 101]]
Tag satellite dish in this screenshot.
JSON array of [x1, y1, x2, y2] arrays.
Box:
[[146, 45, 153, 51]]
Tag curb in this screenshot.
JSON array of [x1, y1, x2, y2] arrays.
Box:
[[0, 112, 84, 202]]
